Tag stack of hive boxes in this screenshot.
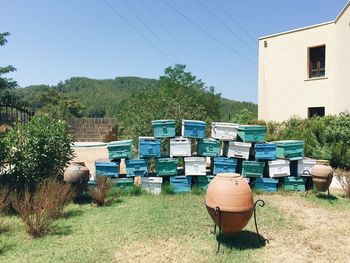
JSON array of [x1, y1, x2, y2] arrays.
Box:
[[94, 120, 314, 194]]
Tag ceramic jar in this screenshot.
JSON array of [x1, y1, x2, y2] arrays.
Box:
[[205, 173, 254, 235], [64, 161, 90, 195], [311, 160, 333, 192]]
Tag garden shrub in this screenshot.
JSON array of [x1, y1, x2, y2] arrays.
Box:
[[335, 169, 350, 199], [128, 185, 144, 196], [12, 176, 74, 237], [88, 176, 114, 206], [3, 115, 73, 192], [161, 183, 175, 195], [0, 187, 10, 214]]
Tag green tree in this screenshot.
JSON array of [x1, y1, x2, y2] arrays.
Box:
[[0, 32, 17, 91], [117, 64, 221, 143]]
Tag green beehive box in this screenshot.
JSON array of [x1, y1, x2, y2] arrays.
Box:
[[152, 120, 176, 138], [156, 158, 178, 176], [107, 140, 132, 160], [198, 138, 221, 157], [198, 175, 214, 190], [275, 140, 304, 160], [284, 176, 306, 192], [242, 161, 265, 178], [113, 178, 134, 188], [238, 125, 266, 142]]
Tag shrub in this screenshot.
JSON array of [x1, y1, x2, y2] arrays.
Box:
[[88, 176, 114, 206], [0, 187, 10, 214], [3, 115, 73, 191], [191, 186, 204, 195], [335, 169, 350, 199], [161, 183, 175, 195], [12, 176, 74, 237], [128, 185, 144, 196]]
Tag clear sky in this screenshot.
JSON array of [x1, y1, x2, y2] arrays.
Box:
[[1, 0, 348, 102]]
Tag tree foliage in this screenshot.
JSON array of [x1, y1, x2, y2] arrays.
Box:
[[0, 32, 17, 91], [117, 64, 221, 142]]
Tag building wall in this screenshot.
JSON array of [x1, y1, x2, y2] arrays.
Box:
[[258, 23, 337, 121]]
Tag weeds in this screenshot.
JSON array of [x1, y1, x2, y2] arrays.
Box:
[[12, 176, 74, 237], [335, 169, 350, 198], [88, 176, 114, 206], [161, 183, 175, 195]]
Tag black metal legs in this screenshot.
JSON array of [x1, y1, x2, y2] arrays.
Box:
[[213, 199, 267, 253]]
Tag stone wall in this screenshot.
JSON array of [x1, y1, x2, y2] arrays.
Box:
[[69, 118, 117, 142]]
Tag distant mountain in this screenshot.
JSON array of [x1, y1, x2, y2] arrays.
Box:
[[16, 76, 257, 119]]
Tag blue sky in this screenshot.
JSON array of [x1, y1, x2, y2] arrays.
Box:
[[0, 0, 348, 102]]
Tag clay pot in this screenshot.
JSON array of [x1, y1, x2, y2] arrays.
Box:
[[205, 173, 254, 235], [311, 160, 333, 192], [64, 161, 90, 195]]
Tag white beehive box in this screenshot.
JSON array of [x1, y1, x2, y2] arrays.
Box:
[[211, 122, 238, 141], [184, 157, 207, 175], [224, 141, 252, 160], [170, 137, 191, 157], [298, 159, 316, 176], [141, 177, 163, 194], [268, 159, 290, 178]]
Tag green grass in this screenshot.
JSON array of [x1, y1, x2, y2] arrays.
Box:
[[0, 191, 348, 263]]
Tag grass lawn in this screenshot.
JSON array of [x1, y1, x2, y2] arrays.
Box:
[[0, 190, 349, 263]]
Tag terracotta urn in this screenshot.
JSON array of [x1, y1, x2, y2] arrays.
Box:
[[64, 161, 90, 195], [205, 173, 254, 235], [311, 160, 333, 192]]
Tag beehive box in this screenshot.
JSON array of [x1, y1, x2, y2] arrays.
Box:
[[211, 122, 238, 141], [268, 159, 290, 178], [107, 140, 132, 160], [114, 178, 134, 188], [213, 157, 237, 174], [198, 175, 214, 191], [197, 138, 221, 157], [255, 143, 276, 161], [275, 140, 304, 160], [138, 137, 161, 159], [298, 159, 316, 176], [181, 120, 206, 139], [242, 161, 265, 178], [184, 157, 207, 176], [156, 158, 178, 176], [169, 137, 191, 157], [95, 161, 119, 177], [152, 120, 176, 138], [125, 159, 148, 177], [170, 176, 191, 193], [284, 176, 306, 191], [141, 177, 163, 194], [255, 178, 279, 192], [237, 125, 266, 143], [223, 141, 252, 160]]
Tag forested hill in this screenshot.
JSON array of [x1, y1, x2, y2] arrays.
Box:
[[15, 76, 257, 119]]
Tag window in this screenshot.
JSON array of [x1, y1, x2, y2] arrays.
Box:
[[309, 45, 325, 78], [308, 107, 325, 118]]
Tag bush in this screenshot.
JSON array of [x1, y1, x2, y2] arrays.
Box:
[[161, 183, 175, 195], [128, 185, 144, 196], [88, 176, 114, 206], [0, 187, 10, 214], [3, 115, 73, 191], [335, 169, 350, 199], [12, 176, 74, 237]]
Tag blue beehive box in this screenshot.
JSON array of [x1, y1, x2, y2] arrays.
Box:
[[152, 120, 176, 138], [95, 161, 119, 177], [138, 137, 161, 159], [107, 140, 132, 160], [255, 143, 277, 161], [170, 176, 191, 193], [213, 157, 237, 175], [255, 178, 279, 192], [125, 159, 148, 177], [181, 120, 206, 139]]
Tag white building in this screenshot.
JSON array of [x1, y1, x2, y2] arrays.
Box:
[[258, 1, 350, 121]]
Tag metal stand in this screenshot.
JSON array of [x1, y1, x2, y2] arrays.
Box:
[[213, 199, 268, 253], [304, 170, 332, 201]]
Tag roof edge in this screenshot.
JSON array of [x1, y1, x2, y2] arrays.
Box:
[[259, 21, 334, 40], [335, 1, 350, 22]]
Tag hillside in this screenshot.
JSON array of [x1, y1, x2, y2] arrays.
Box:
[[15, 76, 257, 119]]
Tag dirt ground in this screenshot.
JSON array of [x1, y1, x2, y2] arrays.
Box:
[[261, 194, 350, 263]]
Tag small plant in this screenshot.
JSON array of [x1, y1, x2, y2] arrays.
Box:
[[335, 169, 350, 198], [12, 176, 74, 237], [88, 176, 114, 206], [0, 187, 10, 214], [128, 185, 144, 196], [161, 183, 175, 195], [191, 186, 205, 195]]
